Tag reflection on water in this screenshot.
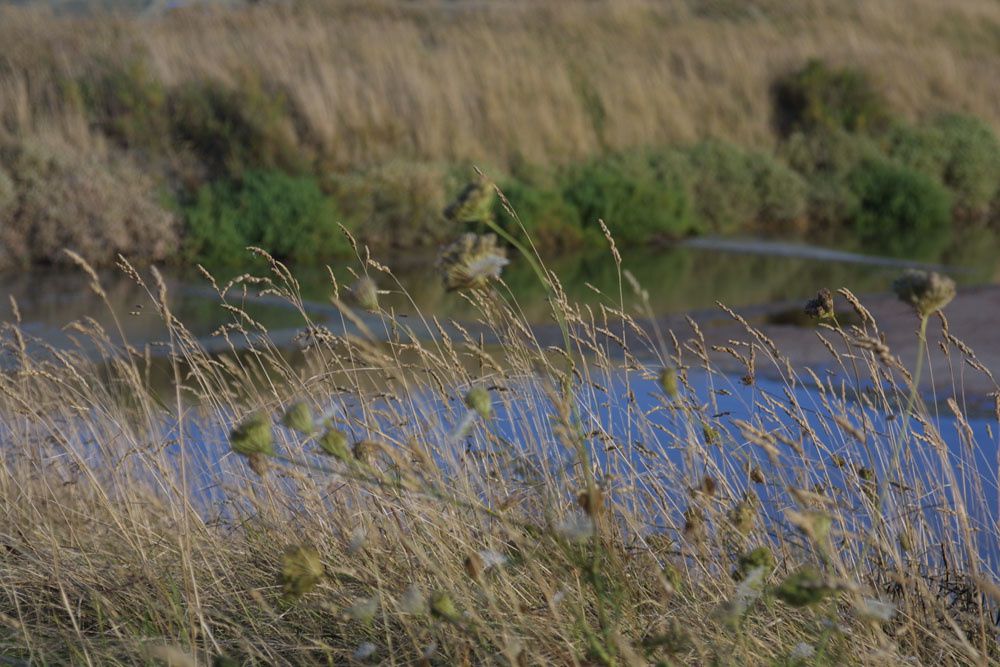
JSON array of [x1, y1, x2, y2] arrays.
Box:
[[2, 240, 998, 349]]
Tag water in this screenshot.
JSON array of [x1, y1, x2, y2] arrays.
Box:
[[3, 238, 997, 352]]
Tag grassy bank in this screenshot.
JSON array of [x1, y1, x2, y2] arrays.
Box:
[[0, 239, 997, 665], [1, 0, 1000, 271]]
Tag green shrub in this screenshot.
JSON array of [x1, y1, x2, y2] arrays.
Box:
[[182, 170, 348, 266], [561, 149, 697, 245], [684, 140, 761, 233], [749, 152, 808, 224], [169, 75, 309, 181], [495, 165, 585, 251], [328, 161, 454, 249], [772, 59, 891, 137], [888, 115, 1000, 216], [846, 159, 952, 258], [683, 141, 807, 233], [780, 129, 881, 231]]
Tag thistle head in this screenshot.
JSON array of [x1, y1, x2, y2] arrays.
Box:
[[892, 269, 955, 317], [436, 233, 508, 292], [230, 412, 274, 457]]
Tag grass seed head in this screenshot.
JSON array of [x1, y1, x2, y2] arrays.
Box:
[[345, 597, 379, 624], [349, 276, 379, 312]]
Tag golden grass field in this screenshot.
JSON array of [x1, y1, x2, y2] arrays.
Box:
[[2, 0, 1000, 169]]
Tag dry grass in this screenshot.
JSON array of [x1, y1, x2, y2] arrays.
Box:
[[0, 224, 997, 664], [2, 0, 1000, 169]]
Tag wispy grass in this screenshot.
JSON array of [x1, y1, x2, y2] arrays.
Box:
[[0, 218, 997, 664]]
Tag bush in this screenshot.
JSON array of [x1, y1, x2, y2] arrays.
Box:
[[683, 141, 807, 233], [495, 165, 585, 251], [846, 159, 952, 258], [182, 170, 349, 266], [749, 152, 809, 225], [772, 59, 891, 137], [779, 129, 881, 231], [327, 161, 453, 249], [0, 137, 178, 271], [560, 149, 698, 245], [169, 75, 309, 181], [888, 115, 1000, 217]]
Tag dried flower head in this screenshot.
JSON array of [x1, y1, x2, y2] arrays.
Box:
[[281, 401, 314, 435], [281, 544, 324, 601], [436, 233, 509, 291], [349, 276, 379, 312], [464, 386, 492, 419], [230, 412, 274, 457], [443, 172, 495, 224], [804, 288, 834, 319], [892, 269, 955, 317]]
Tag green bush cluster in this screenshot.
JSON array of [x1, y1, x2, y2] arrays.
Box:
[[182, 170, 347, 266]]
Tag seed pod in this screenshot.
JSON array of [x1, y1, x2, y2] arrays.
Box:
[[463, 552, 484, 581], [577, 487, 604, 517], [658, 367, 679, 399], [728, 500, 756, 536], [281, 401, 315, 435], [230, 412, 274, 457], [733, 546, 774, 581], [775, 567, 833, 607], [429, 591, 460, 623], [317, 428, 351, 461], [281, 544, 324, 601], [464, 386, 492, 419]]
